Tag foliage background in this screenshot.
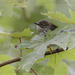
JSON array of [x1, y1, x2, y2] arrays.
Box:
[[0, 0, 75, 75]]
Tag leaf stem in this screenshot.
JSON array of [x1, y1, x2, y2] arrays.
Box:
[[0, 58, 21, 67], [19, 38, 22, 57], [30, 68, 37, 75]]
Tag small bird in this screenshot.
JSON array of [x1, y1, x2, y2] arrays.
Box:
[[35, 19, 58, 53], [34, 19, 58, 36]]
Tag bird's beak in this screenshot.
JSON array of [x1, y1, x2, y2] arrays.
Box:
[[34, 22, 39, 25]]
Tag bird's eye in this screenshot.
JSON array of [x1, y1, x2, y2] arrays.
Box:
[[41, 24, 43, 26]]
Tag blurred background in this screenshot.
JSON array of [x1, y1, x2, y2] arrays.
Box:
[[0, 0, 75, 33], [0, 0, 75, 62]]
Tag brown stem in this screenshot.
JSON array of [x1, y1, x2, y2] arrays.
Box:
[[19, 38, 21, 43], [45, 48, 64, 56], [0, 48, 67, 67], [30, 68, 37, 75], [47, 46, 52, 54], [0, 57, 21, 67], [19, 38, 22, 57]]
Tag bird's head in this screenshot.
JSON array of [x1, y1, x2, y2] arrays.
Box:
[[34, 19, 52, 29]]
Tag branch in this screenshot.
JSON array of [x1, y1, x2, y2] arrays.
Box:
[[0, 48, 68, 67], [19, 38, 22, 57], [0, 57, 21, 67], [45, 48, 66, 56]]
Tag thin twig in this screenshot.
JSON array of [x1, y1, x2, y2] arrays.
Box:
[[45, 48, 64, 56], [31, 68, 37, 75], [0, 48, 67, 67], [19, 38, 22, 57], [0, 57, 21, 67]]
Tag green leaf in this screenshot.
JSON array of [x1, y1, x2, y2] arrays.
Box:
[[59, 28, 75, 50], [19, 32, 69, 71], [46, 32, 70, 50], [31, 59, 48, 75], [42, 10, 75, 25], [19, 27, 74, 72], [68, 35, 75, 49], [19, 27, 70, 50], [0, 65, 16, 75], [28, 48, 74, 75], [40, 66, 54, 75], [0, 28, 32, 38], [20, 59, 48, 75], [19, 43, 47, 71], [62, 59, 75, 75], [0, 55, 12, 62], [0, 55, 16, 75], [44, 48, 75, 75], [19, 35, 45, 49]]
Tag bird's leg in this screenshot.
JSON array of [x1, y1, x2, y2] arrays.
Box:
[[47, 46, 52, 54]]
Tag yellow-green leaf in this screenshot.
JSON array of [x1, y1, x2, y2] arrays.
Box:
[[42, 10, 75, 25], [0, 55, 16, 75], [0, 28, 32, 38], [46, 49, 75, 75]]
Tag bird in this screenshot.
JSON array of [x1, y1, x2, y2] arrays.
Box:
[[34, 19, 58, 53], [34, 19, 58, 36]]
